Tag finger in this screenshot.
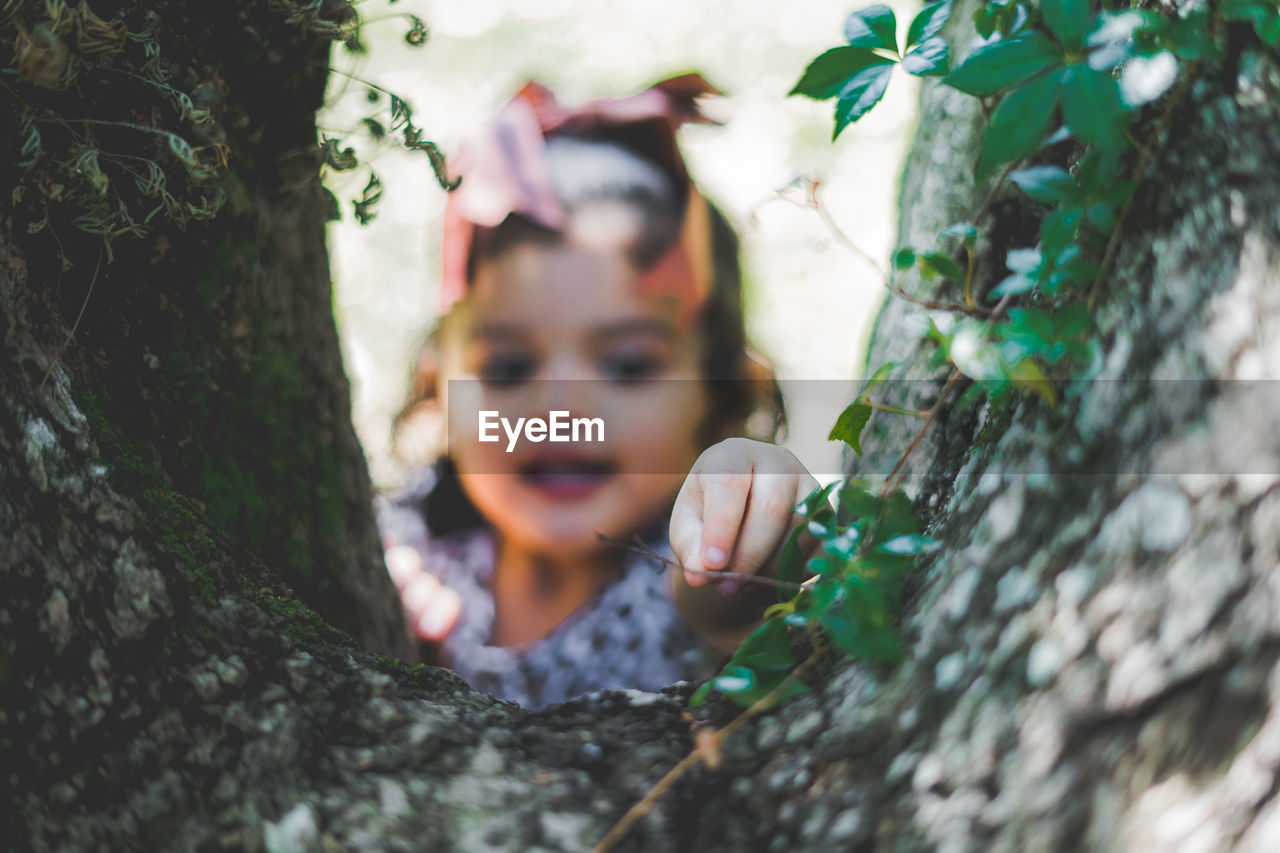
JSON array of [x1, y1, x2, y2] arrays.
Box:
[[384, 544, 423, 593], [401, 572, 441, 615], [669, 475, 706, 584], [727, 474, 802, 579], [695, 469, 752, 581], [416, 586, 462, 641]]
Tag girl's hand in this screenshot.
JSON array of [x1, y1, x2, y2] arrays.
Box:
[[384, 544, 462, 643], [669, 437, 821, 591]]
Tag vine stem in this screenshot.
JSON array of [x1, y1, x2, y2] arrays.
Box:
[[879, 289, 1013, 497], [1087, 69, 1195, 311], [595, 534, 806, 592], [881, 367, 963, 497], [592, 648, 827, 853], [806, 180, 994, 319]]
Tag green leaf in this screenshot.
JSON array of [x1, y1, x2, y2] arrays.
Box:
[[714, 666, 756, 694], [776, 525, 807, 601], [1075, 145, 1119, 193], [1061, 66, 1125, 146], [795, 481, 839, 518], [881, 486, 916, 523], [1039, 205, 1082, 255], [1086, 10, 1162, 48], [1168, 11, 1222, 60], [859, 361, 897, 397], [1118, 51, 1179, 109], [919, 251, 966, 282], [869, 498, 921, 540], [790, 46, 887, 99], [902, 37, 950, 76], [1044, 258, 1100, 294], [807, 555, 843, 575], [167, 134, 196, 166], [1054, 301, 1093, 337], [908, 0, 952, 47], [845, 5, 899, 52], [838, 481, 881, 521], [1008, 166, 1078, 203], [818, 576, 903, 661], [938, 221, 978, 246], [833, 62, 896, 137], [991, 273, 1036, 297], [1086, 201, 1116, 231], [723, 668, 810, 708], [1041, 0, 1090, 51], [714, 620, 811, 708], [822, 530, 860, 560], [1007, 357, 1057, 403], [879, 533, 942, 555], [829, 399, 873, 455], [976, 71, 1061, 176], [974, 4, 999, 40], [690, 681, 714, 707], [859, 548, 918, 574], [892, 247, 917, 269], [942, 31, 1061, 96], [729, 620, 798, 674], [1006, 247, 1043, 275]]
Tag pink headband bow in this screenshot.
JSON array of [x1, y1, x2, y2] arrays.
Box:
[[439, 74, 722, 320]]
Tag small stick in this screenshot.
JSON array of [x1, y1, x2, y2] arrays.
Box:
[[595, 534, 807, 593], [592, 648, 827, 853], [39, 251, 102, 392], [806, 180, 994, 318]]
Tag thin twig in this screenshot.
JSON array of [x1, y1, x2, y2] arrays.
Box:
[[39, 251, 103, 392], [878, 291, 1013, 497], [592, 648, 827, 853], [806, 180, 994, 318], [882, 367, 963, 497], [595, 534, 806, 593]]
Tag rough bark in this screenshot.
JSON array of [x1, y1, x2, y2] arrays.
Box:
[[3, 4, 1280, 852]]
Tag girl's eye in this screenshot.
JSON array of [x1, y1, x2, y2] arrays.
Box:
[[479, 352, 537, 386], [600, 352, 664, 383]]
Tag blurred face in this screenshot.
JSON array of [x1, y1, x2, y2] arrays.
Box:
[[440, 235, 711, 557]]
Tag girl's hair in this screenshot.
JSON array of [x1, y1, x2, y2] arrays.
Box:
[[394, 135, 784, 532]]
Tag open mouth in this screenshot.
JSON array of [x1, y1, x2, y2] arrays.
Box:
[[517, 456, 618, 498]]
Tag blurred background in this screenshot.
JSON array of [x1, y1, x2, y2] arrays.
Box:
[[320, 0, 924, 489]]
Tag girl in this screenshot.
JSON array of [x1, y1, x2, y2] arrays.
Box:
[[378, 76, 819, 708]]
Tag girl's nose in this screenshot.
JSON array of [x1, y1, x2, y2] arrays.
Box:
[[541, 351, 593, 383], [540, 353, 592, 412]]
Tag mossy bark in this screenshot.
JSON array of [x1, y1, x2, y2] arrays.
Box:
[[3, 3, 1280, 851], [2, 0, 410, 659]]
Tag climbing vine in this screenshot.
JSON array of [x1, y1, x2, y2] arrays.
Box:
[[0, 0, 453, 264], [596, 0, 1279, 845], [687, 0, 1280, 716]]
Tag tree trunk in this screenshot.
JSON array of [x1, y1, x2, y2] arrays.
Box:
[[4, 2, 1280, 851]]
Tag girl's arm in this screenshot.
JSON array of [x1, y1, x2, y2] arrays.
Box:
[[668, 438, 821, 652]]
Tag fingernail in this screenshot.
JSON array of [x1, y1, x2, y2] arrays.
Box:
[[703, 545, 727, 568]]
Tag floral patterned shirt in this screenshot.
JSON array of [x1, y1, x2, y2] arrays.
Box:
[[376, 465, 723, 709]]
